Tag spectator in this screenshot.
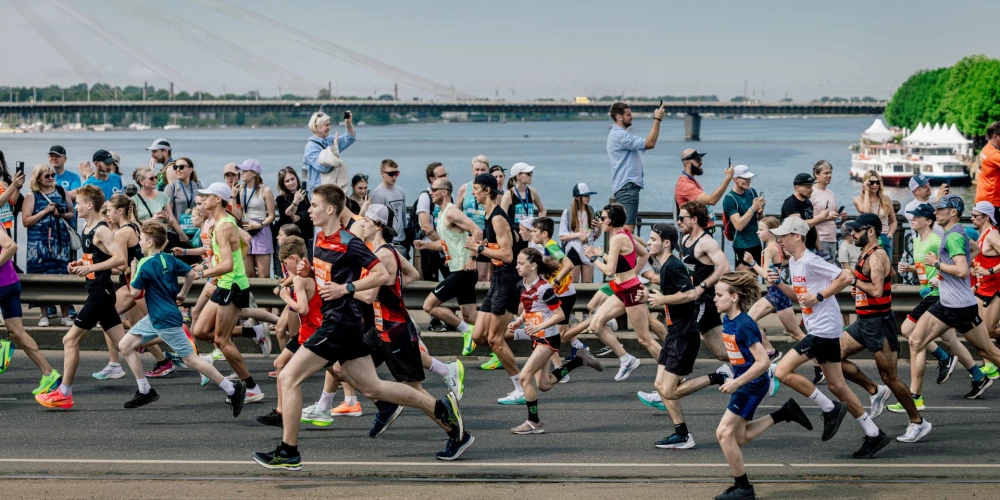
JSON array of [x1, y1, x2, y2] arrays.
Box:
[[780, 173, 830, 251], [416, 162, 450, 281], [163, 157, 203, 262], [130, 167, 178, 230], [674, 148, 735, 218], [455, 155, 490, 231], [490, 165, 506, 195], [21, 164, 75, 327], [501, 162, 546, 226], [369, 159, 407, 258], [234, 159, 276, 278], [48, 145, 80, 194], [347, 173, 369, 215], [904, 174, 946, 237], [274, 166, 313, 267], [606, 101, 666, 232], [108, 151, 123, 176], [222, 162, 240, 212], [810, 160, 848, 263], [852, 170, 897, 258], [80, 149, 124, 200], [303, 111, 356, 192], [559, 183, 601, 284], [0, 151, 24, 235], [146, 138, 175, 190], [976, 120, 1000, 221], [722, 165, 764, 271]]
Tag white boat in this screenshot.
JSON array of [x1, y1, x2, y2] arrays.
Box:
[[163, 124, 182, 130], [129, 123, 151, 131], [902, 123, 972, 184], [849, 142, 915, 186]]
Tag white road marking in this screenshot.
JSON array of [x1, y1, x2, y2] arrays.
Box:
[[758, 405, 989, 410], [0, 398, 17, 401]]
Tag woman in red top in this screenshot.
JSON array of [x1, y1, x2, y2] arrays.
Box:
[[971, 201, 1000, 343]]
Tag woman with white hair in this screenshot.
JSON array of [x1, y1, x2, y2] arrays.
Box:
[[303, 110, 356, 192]]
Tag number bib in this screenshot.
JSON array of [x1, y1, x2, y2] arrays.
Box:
[[313, 258, 332, 288], [487, 243, 504, 267], [179, 209, 195, 232], [793, 285, 812, 314], [373, 301, 385, 330], [915, 262, 928, 285], [441, 241, 451, 263], [854, 288, 869, 307], [82, 253, 96, 280], [664, 305, 673, 326], [721, 332, 746, 365], [524, 311, 545, 337]]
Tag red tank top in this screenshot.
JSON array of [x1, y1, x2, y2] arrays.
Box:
[[975, 226, 1000, 296], [295, 286, 324, 344], [614, 228, 638, 273], [853, 246, 892, 316]]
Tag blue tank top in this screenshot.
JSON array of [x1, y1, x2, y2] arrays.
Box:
[[463, 181, 486, 230]]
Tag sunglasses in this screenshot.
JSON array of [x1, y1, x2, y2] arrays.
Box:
[[173, 164, 190, 171], [382, 170, 400, 177], [42, 173, 54, 179], [224, 172, 238, 177], [356, 174, 369, 181], [851, 226, 872, 233], [867, 180, 880, 185], [146, 176, 156, 181], [431, 187, 450, 193], [676, 215, 691, 221]]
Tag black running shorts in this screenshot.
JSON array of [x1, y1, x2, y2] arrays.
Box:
[[907, 295, 938, 323], [792, 334, 842, 364], [75, 285, 122, 331], [285, 335, 301, 354], [659, 333, 701, 377], [557, 293, 577, 325], [927, 302, 982, 334], [432, 269, 478, 305], [480, 268, 520, 315], [846, 314, 899, 353], [362, 324, 425, 383], [210, 283, 251, 309], [696, 298, 723, 333], [302, 322, 370, 366]]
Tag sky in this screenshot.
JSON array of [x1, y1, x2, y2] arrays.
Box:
[[0, 0, 994, 101]]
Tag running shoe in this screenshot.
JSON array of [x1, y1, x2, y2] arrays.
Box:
[[35, 388, 74, 409], [60, 316, 74, 327], [511, 420, 544, 434], [369, 403, 404, 438], [714, 485, 755, 500], [437, 392, 464, 438], [444, 360, 465, 401], [655, 433, 695, 449], [92, 363, 125, 380], [896, 420, 932, 443], [778, 398, 813, 430], [268, 371, 277, 378], [820, 402, 848, 442], [937, 356, 957, 384], [563, 342, 588, 363], [869, 384, 891, 419], [497, 389, 525, 405], [198, 354, 215, 386], [32, 369, 61, 395], [576, 347, 604, 372], [813, 366, 826, 385], [767, 364, 781, 397], [252, 447, 302, 471], [211, 348, 224, 361], [37, 316, 49, 327], [558, 374, 570, 384], [230, 380, 247, 417], [225, 372, 240, 381], [982, 362, 1000, 380], [480, 353, 502, 370], [594, 346, 614, 357], [769, 350, 784, 364], [332, 401, 363, 416], [244, 388, 265, 404], [435, 432, 474, 461], [124, 389, 160, 409], [164, 351, 189, 370], [716, 363, 735, 380], [145, 360, 175, 378], [0, 339, 13, 374], [300, 402, 334, 427], [608, 318, 619, 331], [257, 410, 283, 427], [637, 391, 666, 411], [45, 305, 56, 318], [255, 326, 272, 357], [461, 325, 476, 356], [68, 305, 77, 318], [965, 376, 994, 399], [888, 395, 925, 412], [615, 356, 640, 381], [429, 317, 449, 332], [852, 430, 891, 459]]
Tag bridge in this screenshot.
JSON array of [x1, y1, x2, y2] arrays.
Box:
[[0, 100, 885, 140]]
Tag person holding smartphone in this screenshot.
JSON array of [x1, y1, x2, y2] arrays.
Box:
[[722, 165, 764, 272], [811, 160, 847, 264], [303, 110, 356, 197]]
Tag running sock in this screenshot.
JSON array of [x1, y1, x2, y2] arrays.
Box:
[[243, 377, 257, 391], [571, 339, 585, 349], [374, 400, 392, 413], [457, 320, 470, 332], [552, 356, 584, 381], [429, 358, 449, 378], [734, 474, 751, 489], [931, 346, 950, 363], [970, 365, 986, 382], [318, 391, 336, 412], [59, 383, 72, 396], [108, 362, 121, 368], [136, 378, 151, 394], [707, 373, 727, 386], [674, 422, 689, 438], [526, 400, 539, 423], [769, 406, 792, 424], [912, 393, 921, 400], [511, 375, 523, 392], [219, 379, 235, 396], [278, 441, 298, 456], [856, 412, 879, 437], [809, 389, 836, 413], [345, 395, 359, 406]]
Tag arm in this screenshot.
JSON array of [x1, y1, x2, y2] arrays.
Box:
[[886, 205, 897, 236], [499, 190, 512, 214], [0, 226, 16, 267], [261, 187, 276, 227], [798, 269, 852, 307], [281, 277, 312, 314], [695, 171, 734, 206], [720, 342, 770, 394], [176, 269, 197, 305], [748, 245, 776, 280], [21, 193, 50, 227], [633, 238, 650, 275], [322, 261, 389, 301], [589, 235, 622, 276], [729, 196, 765, 231], [650, 287, 702, 306], [644, 104, 666, 149], [698, 239, 731, 288], [455, 184, 467, 210], [417, 194, 436, 240], [112, 229, 132, 273], [480, 216, 514, 264], [399, 253, 420, 287], [0, 175, 23, 207], [853, 250, 889, 298], [73, 226, 125, 276], [531, 187, 546, 217], [554, 255, 574, 283], [304, 140, 331, 174], [344, 113, 356, 139]]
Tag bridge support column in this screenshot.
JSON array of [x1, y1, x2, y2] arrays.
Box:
[[684, 113, 701, 141]]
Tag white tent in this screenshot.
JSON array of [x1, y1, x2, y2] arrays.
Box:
[[944, 124, 971, 144], [902, 123, 925, 144], [863, 118, 894, 142]]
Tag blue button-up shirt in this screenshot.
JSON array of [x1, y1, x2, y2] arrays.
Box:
[[303, 132, 356, 191], [607, 124, 646, 193]]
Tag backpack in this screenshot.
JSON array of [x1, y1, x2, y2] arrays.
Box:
[[403, 189, 432, 250], [721, 188, 757, 241]]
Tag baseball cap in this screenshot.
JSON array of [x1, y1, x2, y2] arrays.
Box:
[[933, 195, 965, 214], [92, 149, 114, 164], [906, 203, 936, 221], [365, 204, 397, 238], [572, 183, 597, 197], [489, 165, 505, 174], [846, 213, 883, 235], [48, 145, 66, 157], [223, 162, 239, 176], [519, 216, 536, 230], [474, 173, 500, 194], [681, 148, 706, 161], [733, 165, 755, 179], [108, 151, 121, 166], [793, 173, 816, 186], [651, 223, 679, 251], [909, 174, 930, 192], [770, 217, 810, 237], [237, 159, 262, 175], [510, 162, 536, 177], [198, 182, 232, 202], [145, 138, 171, 151], [973, 201, 997, 225]]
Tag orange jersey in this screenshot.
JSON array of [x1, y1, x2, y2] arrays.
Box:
[[976, 143, 1000, 206]]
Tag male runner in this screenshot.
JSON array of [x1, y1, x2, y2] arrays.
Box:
[[769, 217, 891, 459], [253, 185, 469, 470], [416, 178, 483, 355], [839, 214, 930, 443], [37, 186, 126, 409]]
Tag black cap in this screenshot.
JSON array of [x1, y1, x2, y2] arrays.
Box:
[[92, 149, 114, 164], [474, 173, 501, 194], [489, 165, 505, 174], [681, 149, 707, 161], [906, 203, 936, 221], [49, 145, 66, 156], [793, 173, 816, 186], [651, 223, 679, 251], [845, 213, 883, 235]]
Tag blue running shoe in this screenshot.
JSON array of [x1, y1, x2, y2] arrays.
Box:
[[369, 404, 403, 438], [436, 432, 475, 461]]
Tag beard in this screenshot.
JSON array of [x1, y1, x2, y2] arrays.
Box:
[[854, 232, 869, 248], [691, 165, 704, 176]]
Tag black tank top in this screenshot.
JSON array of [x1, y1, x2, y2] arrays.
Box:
[[120, 223, 143, 287], [82, 221, 114, 289], [485, 205, 517, 268], [681, 232, 714, 300]]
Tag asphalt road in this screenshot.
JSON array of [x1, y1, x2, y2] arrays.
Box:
[[2, 351, 1000, 487]]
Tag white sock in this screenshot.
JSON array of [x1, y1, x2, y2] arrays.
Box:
[[248, 384, 261, 393], [571, 339, 585, 349], [219, 378, 235, 396], [318, 391, 336, 411], [809, 388, 836, 412], [857, 412, 880, 437], [137, 378, 151, 394], [511, 375, 523, 392], [430, 358, 449, 378], [108, 362, 121, 368], [619, 353, 635, 365], [457, 321, 470, 332], [513, 329, 530, 341], [345, 395, 358, 406], [59, 383, 72, 396]]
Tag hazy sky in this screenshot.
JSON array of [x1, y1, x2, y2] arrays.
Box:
[[0, 0, 993, 101]]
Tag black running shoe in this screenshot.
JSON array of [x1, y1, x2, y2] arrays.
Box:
[[594, 346, 614, 357], [230, 379, 247, 417], [820, 402, 848, 442], [965, 376, 994, 399], [435, 393, 464, 438], [812, 366, 826, 385], [852, 430, 891, 459], [435, 432, 474, 461], [252, 447, 302, 471], [124, 388, 159, 409], [429, 318, 449, 332], [714, 484, 756, 500], [368, 403, 403, 438], [781, 398, 813, 431], [256, 410, 283, 427], [937, 356, 957, 385]]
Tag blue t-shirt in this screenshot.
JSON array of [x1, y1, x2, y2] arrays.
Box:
[[721, 311, 767, 386], [131, 252, 192, 329], [83, 173, 123, 201], [55, 170, 81, 192], [722, 187, 761, 249]]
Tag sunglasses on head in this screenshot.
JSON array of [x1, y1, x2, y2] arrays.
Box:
[[357, 174, 369, 181], [382, 170, 400, 177], [490, 166, 504, 174]]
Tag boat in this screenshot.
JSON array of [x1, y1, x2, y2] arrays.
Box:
[[901, 123, 972, 184], [163, 124, 182, 130], [129, 122, 151, 131], [849, 142, 915, 186]]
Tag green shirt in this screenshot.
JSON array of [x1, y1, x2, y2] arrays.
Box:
[[543, 239, 574, 296], [212, 215, 250, 291], [912, 232, 941, 297]]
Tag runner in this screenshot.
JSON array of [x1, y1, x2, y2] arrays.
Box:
[[744, 217, 803, 358], [712, 272, 813, 500], [839, 214, 930, 443], [909, 196, 1000, 400], [415, 178, 482, 356], [531, 217, 587, 378], [253, 186, 470, 469], [507, 248, 603, 434], [768, 217, 891, 459], [117, 223, 247, 414], [970, 201, 1000, 379], [36, 186, 126, 409], [454, 155, 491, 281]]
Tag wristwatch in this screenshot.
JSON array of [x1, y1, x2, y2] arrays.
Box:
[[816, 293, 825, 302], [699, 281, 708, 290], [346, 282, 356, 295], [933, 261, 941, 269], [589, 255, 598, 263], [477, 244, 485, 253]]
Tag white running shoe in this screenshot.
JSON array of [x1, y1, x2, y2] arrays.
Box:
[[608, 319, 619, 332], [558, 374, 570, 384], [767, 364, 781, 397], [229, 388, 264, 404], [715, 363, 735, 380], [60, 316, 74, 327], [92, 363, 125, 380], [497, 389, 526, 405], [299, 402, 334, 427], [869, 384, 891, 419], [615, 356, 641, 381], [38, 316, 49, 327], [443, 361, 465, 401], [254, 325, 271, 357], [896, 420, 932, 443]]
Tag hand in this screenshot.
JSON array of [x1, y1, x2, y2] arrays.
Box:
[[524, 323, 541, 336], [153, 210, 168, 222], [413, 240, 425, 250], [246, 221, 262, 231], [175, 293, 187, 306], [463, 238, 481, 252], [178, 232, 190, 244], [333, 131, 339, 149], [279, 287, 291, 300], [584, 245, 603, 258], [816, 208, 831, 221], [896, 261, 909, 274], [344, 110, 352, 123], [742, 251, 756, 267], [294, 189, 306, 204], [719, 379, 740, 394], [171, 247, 185, 257], [296, 259, 311, 278], [507, 319, 519, 333], [939, 184, 950, 197], [826, 210, 839, 221], [78, 161, 93, 179], [653, 103, 666, 120], [44, 203, 58, 214], [724, 164, 735, 180], [974, 265, 989, 278], [590, 218, 601, 229], [320, 282, 348, 300], [924, 252, 938, 267], [645, 289, 661, 306], [71, 265, 91, 277], [751, 197, 765, 212], [839, 211, 849, 220], [11, 171, 25, 189], [464, 258, 477, 272], [797, 292, 818, 307], [766, 268, 780, 285]]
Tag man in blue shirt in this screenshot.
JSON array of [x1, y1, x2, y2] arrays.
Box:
[[606, 101, 665, 232], [81, 150, 123, 201], [303, 110, 356, 193]]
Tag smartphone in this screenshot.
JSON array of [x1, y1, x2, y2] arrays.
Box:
[[343, 111, 351, 120], [659, 99, 663, 107], [838, 205, 845, 214], [728, 157, 732, 168], [15, 161, 24, 176]]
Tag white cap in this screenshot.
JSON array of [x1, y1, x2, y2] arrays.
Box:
[[365, 203, 397, 238], [145, 138, 171, 151], [198, 182, 232, 202], [510, 162, 536, 177], [733, 165, 755, 179], [770, 217, 810, 236], [973, 200, 997, 225], [519, 216, 536, 229]]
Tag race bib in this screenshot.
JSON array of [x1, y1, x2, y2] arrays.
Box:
[[854, 288, 869, 307], [664, 305, 673, 326], [487, 243, 504, 267], [721, 332, 746, 365], [179, 209, 195, 232], [373, 301, 384, 330], [915, 262, 927, 285], [313, 258, 332, 288], [524, 311, 545, 337], [82, 253, 95, 280], [441, 241, 451, 263], [793, 284, 812, 314]]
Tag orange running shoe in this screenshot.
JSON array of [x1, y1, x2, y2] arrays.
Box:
[[331, 401, 363, 417], [35, 388, 74, 409]]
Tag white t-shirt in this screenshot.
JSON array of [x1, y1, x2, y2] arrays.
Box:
[[810, 186, 838, 243], [415, 188, 436, 243], [788, 250, 845, 338]]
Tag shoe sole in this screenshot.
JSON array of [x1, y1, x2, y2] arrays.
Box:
[[333, 410, 363, 416], [637, 394, 666, 411], [854, 434, 892, 459], [770, 351, 784, 363], [372, 406, 405, 438], [252, 455, 302, 471], [436, 435, 475, 461], [36, 398, 73, 409], [887, 404, 926, 413], [615, 359, 640, 381], [579, 350, 604, 372], [512, 428, 545, 435], [124, 392, 160, 409], [232, 383, 247, 418], [497, 398, 526, 405], [93, 372, 126, 380], [966, 378, 994, 399], [768, 376, 781, 397], [822, 404, 848, 442], [301, 417, 334, 427], [655, 441, 695, 450], [245, 393, 265, 404], [481, 363, 502, 370], [897, 422, 932, 443], [455, 360, 466, 400], [938, 358, 957, 384], [146, 370, 175, 378]]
